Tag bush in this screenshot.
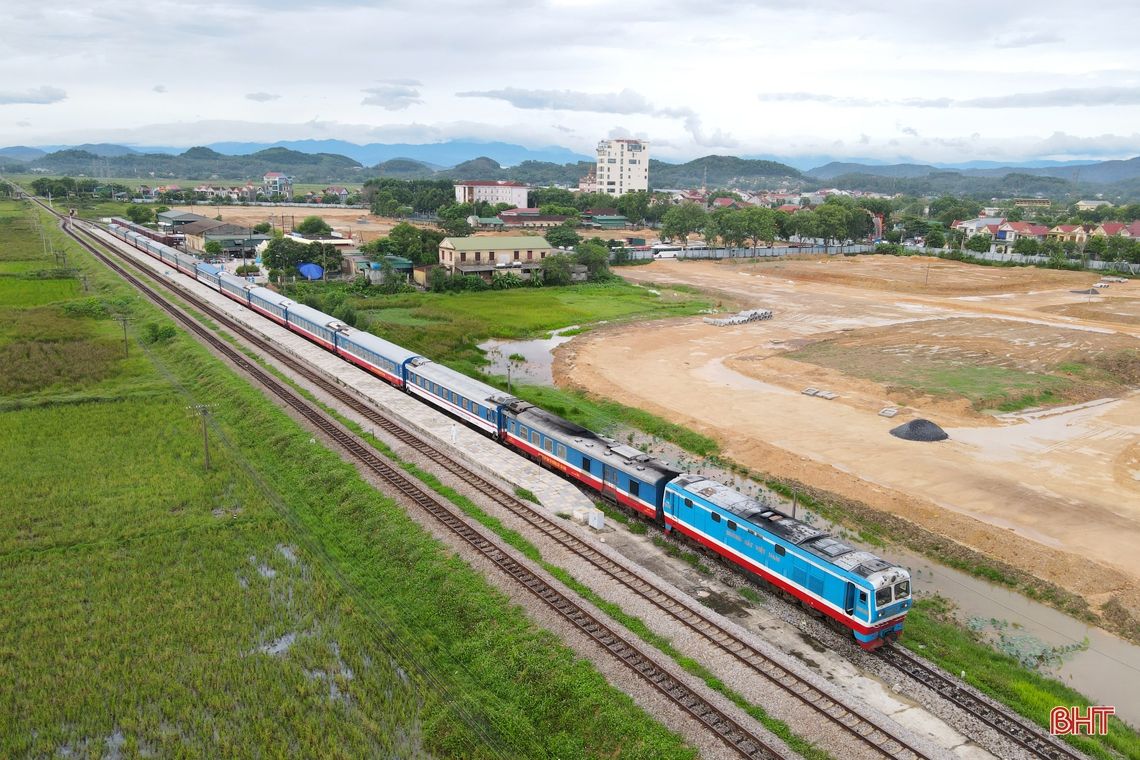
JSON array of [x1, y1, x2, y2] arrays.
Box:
[[141, 322, 178, 344], [874, 243, 906, 255], [234, 264, 260, 276]]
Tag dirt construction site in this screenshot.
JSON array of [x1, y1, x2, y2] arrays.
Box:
[[556, 256, 1140, 636]]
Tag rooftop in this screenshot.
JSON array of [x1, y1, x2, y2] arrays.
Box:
[[455, 179, 530, 187], [441, 236, 552, 251]]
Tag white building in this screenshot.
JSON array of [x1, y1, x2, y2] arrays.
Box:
[[454, 180, 531, 208], [262, 172, 293, 201], [594, 139, 649, 196]]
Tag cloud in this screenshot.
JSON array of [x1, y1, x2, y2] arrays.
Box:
[[995, 31, 1062, 49], [760, 86, 1140, 110], [16, 120, 31, 127], [361, 81, 422, 111], [457, 86, 736, 148], [153, 84, 167, 94], [245, 91, 280, 102], [900, 125, 919, 137], [0, 85, 66, 105]]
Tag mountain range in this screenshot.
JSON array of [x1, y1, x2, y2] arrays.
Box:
[[3, 140, 1140, 198]]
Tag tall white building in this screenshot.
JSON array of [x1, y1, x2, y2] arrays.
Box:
[[594, 139, 649, 196], [454, 180, 532, 208]]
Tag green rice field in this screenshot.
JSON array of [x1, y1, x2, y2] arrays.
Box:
[[0, 200, 695, 759]]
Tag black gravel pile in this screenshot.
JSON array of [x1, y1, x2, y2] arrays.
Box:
[[889, 418, 949, 442]]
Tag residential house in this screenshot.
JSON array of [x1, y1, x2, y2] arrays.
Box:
[[1048, 224, 1091, 244], [498, 208, 568, 228], [578, 169, 597, 194], [995, 221, 1049, 245], [952, 217, 1005, 237], [454, 180, 531, 208], [437, 236, 554, 282], [262, 172, 294, 201], [1093, 222, 1127, 237], [179, 220, 250, 252], [324, 186, 350, 203], [1076, 199, 1112, 212]]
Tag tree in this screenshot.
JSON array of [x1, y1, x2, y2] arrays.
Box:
[[252, 221, 271, 234], [261, 237, 311, 273], [440, 217, 473, 237], [124, 204, 155, 225], [545, 224, 581, 249], [930, 196, 983, 228], [296, 216, 332, 236], [204, 240, 223, 256], [1083, 235, 1107, 260], [427, 266, 449, 292], [574, 240, 610, 280], [924, 228, 946, 249], [742, 207, 778, 250], [813, 203, 850, 252], [1013, 237, 1040, 255], [540, 253, 573, 286], [616, 191, 650, 225], [661, 202, 707, 246], [965, 234, 992, 253]]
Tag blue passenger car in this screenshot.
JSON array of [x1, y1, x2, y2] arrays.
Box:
[[663, 474, 910, 649], [335, 329, 420, 387], [247, 287, 293, 325], [195, 262, 223, 291], [500, 400, 679, 519]]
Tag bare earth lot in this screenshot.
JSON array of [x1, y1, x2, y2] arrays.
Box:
[[557, 256, 1140, 624]]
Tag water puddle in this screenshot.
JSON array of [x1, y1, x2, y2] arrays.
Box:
[[479, 325, 581, 386]]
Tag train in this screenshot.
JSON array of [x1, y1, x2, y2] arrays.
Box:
[[105, 219, 912, 649]]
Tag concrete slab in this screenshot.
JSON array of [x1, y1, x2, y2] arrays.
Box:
[[91, 227, 595, 517]]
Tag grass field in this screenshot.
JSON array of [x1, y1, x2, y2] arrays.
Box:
[[288, 280, 712, 375], [0, 200, 695, 759]]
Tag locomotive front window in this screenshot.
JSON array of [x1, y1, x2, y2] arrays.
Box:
[[894, 581, 910, 600], [875, 587, 892, 607]]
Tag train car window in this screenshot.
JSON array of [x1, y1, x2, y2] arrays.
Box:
[[727, 520, 737, 531], [894, 581, 910, 599], [556, 444, 567, 459], [629, 481, 639, 498], [774, 544, 785, 556], [531, 431, 540, 445], [875, 587, 892, 607], [711, 512, 721, 523], [582, 457, 592, 474], [543, 439, 553, 453]]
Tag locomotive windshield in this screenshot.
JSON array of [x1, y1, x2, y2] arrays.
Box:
[[875, 587, 892, 607], [895, 580, 910, 599]]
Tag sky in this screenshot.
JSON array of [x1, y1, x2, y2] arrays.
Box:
[[3, 0, 1140, 165]]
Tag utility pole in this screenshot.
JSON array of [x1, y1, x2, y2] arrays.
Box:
[[187, 404, 217, 471], [113, 314, 133, 357]]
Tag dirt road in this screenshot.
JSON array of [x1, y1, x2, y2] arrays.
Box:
[[557, 257, 1140, 626]]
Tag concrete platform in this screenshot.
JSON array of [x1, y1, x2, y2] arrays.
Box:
[[90, 227, 595, 517]]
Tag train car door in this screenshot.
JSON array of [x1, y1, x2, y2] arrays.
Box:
[[602, 464, 619, 498], [844, 583, 856, 616]]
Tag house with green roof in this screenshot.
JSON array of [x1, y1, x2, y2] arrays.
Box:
[[438, 235, 554, 283]]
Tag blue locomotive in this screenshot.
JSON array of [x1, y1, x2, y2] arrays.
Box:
[[106, 221, 911, 649]]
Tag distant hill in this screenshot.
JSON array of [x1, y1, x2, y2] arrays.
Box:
[[200, 139, 590, 168], [374, 158, 436, 177], [808, 162, 940, 180], [649, 155, 801, 189], [446, 157, 506, 179], [0, 146, 46, 162]]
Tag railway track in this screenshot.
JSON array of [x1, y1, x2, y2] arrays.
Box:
[[63, 215, 935, 760], [878, 647, 1087, 760], [53, 212, 788, 759]]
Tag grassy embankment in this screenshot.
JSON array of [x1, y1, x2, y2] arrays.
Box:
[[0, 201, 696, 759], [288, 274, 1140, 756]]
